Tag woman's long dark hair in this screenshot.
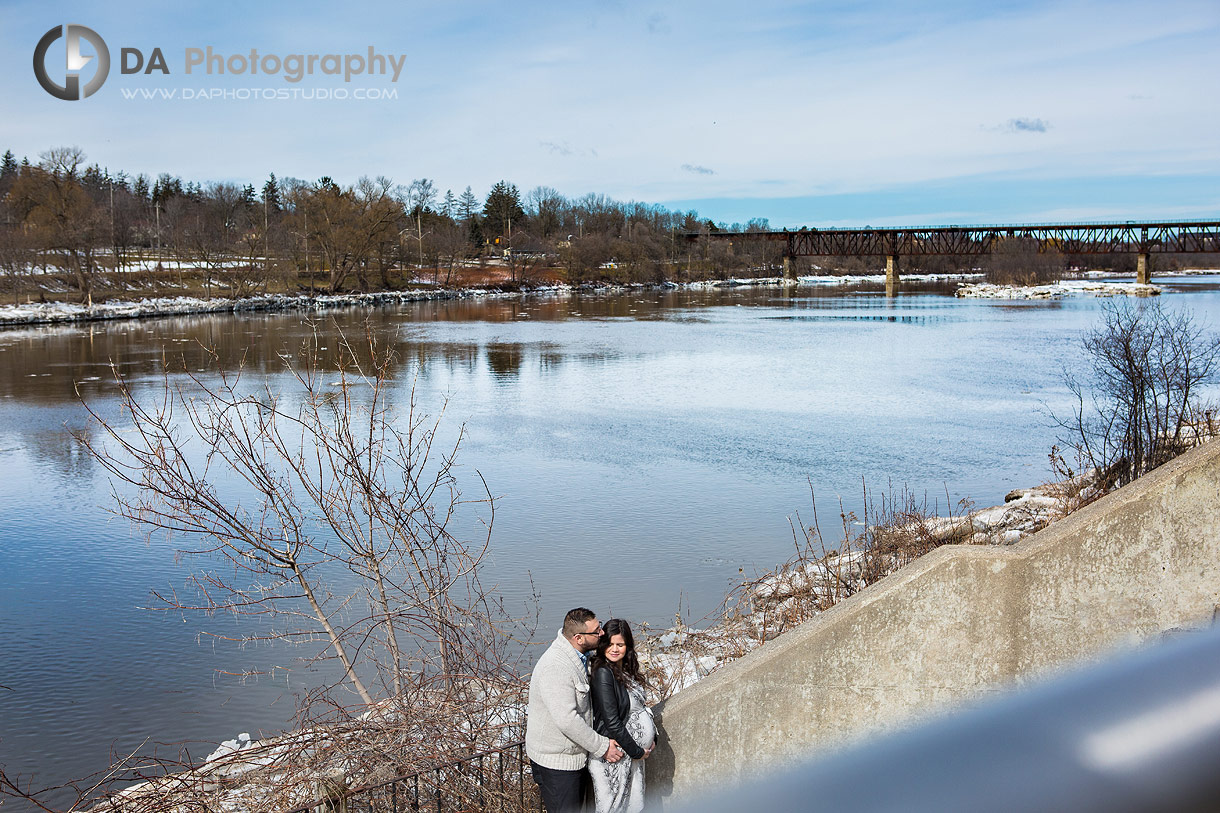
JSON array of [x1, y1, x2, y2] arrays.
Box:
[[589, 618, 645, 686]]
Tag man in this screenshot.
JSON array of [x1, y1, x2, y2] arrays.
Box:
[[527, 607, 625, 812]]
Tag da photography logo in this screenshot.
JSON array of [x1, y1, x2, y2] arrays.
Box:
[[33, 24, 110, 100]]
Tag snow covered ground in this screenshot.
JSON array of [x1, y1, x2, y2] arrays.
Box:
[[955, 279, 1161, 299], [0, 290, 498, 327]]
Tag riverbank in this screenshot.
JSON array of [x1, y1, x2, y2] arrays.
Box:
[[0, 272, 1186, 329], [0, 288, 496, 328]]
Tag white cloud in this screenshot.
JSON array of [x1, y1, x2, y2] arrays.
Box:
[[1002, 118, 1050, 133]]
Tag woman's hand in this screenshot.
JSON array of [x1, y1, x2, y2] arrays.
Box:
[[641, 743, 655, 759]]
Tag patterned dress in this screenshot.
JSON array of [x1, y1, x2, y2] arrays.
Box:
[[588, 680, 655, 813]]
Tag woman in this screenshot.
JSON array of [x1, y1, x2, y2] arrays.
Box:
[[588, 618, 655, 813]]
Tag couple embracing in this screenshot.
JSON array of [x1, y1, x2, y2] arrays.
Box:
[[526, 608, 656, 813]]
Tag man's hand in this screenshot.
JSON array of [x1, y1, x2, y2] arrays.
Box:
[[604, 740, 624, 763]]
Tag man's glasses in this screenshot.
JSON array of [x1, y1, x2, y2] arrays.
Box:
[[577, 629, 603, 638]]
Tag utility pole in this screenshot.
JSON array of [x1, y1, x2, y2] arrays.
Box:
[[305, 207, 311, 297], [109, 179, 115, 272]]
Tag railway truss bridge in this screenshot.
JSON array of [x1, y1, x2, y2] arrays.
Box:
[[689, 221, 1220, 288]]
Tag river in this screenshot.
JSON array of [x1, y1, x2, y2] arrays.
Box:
[[3, 275, 1219, 807]]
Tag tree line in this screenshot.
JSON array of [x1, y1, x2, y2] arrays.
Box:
[[0, 146, 793, 304], [2, 146, 1213, 304]]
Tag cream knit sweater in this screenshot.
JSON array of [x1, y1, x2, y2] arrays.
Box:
[[525, 631, 611, 770]]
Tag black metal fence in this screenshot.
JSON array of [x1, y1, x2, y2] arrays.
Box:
[[283, 740, 541, 813]]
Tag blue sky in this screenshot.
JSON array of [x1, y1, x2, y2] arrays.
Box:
[[3, 0, 1218, 228]]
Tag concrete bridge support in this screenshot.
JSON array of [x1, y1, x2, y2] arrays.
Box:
[[1137, 252, 1152, 285], [782, 255, 795, 284], [885, 254, 899, 296]]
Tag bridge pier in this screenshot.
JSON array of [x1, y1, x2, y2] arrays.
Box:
[[782, 255, 795, 284], [1136, 252, 1152, 285], [886, 254, 900, 296]]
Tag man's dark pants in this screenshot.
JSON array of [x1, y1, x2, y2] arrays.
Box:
[[530, 759, 589, 813]]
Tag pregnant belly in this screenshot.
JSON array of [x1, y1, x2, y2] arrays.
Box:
[[630, 709, 656, 750]]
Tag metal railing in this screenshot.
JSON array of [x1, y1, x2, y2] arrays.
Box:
[[283, 740, 541, 813], [686, 220, 1220, 257]]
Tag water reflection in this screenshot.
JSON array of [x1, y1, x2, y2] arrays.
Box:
[[486, 343, 525, 379]]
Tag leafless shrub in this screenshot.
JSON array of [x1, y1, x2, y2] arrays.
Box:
[[1055, 300, 1220, 490]]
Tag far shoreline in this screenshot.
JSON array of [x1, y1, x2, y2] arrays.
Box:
[[0, 270, 1214, 331]]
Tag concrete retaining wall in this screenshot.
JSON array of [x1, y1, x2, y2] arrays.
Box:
[[649, 439, 1220, 805]]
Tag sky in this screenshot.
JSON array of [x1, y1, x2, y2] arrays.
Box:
[[3, 0, 1219, 228]]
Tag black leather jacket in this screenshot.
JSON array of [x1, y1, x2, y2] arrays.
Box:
[[590, 665, 645, 759]]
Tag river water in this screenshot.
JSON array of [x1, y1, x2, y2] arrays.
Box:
[[3, 275, 1219, 805]]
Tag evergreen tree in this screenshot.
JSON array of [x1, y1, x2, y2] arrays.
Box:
[[0, 150, 17, 179], [241, 184, 257, 208], [441, 189, 456, 219], [132, 174, 151, 200], [153, 173, 183, 203], [483, 180, 524, 236], [467, 216, 484, 248], [457, 186, 479, 222], [262, 172, 281, 212], [82, 164, 105, 190]]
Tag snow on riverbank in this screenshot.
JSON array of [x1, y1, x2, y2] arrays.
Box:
[[0, 289, 504, 328], [0, 283, 680, 329]]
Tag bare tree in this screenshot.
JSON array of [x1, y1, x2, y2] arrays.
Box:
[[182, 182, 243, 298], [405, 178, 436, 272], [1056, 300, 1220, 489], [985, 236, 1064, 285], [0, 199, 33, 304], [7, 147, 103, 304], [293, 177, 401, 292], [77, 329, 515, 701]]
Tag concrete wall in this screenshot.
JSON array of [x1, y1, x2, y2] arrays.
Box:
[[649, 438, 1220, 805]]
